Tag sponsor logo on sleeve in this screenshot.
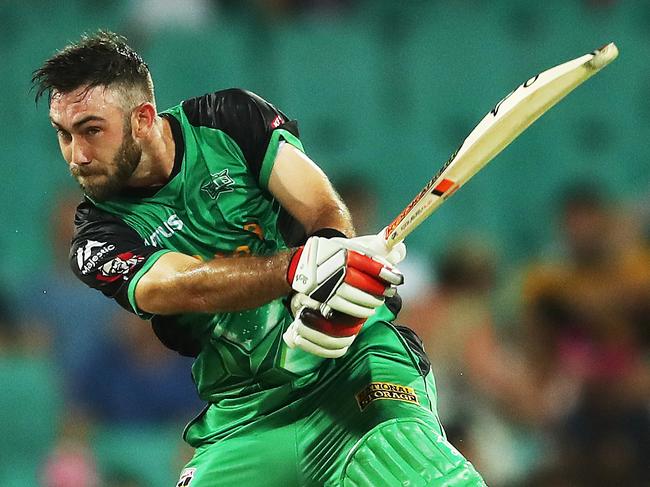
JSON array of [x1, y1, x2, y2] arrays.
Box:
[[176, 468, 196, 486], [96, 252, 145, 283], [270, 114, 284, 128], [76, 240, 116, 275], [355, 382, 419, 411]]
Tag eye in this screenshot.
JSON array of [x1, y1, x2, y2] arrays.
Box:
[[56, 129, 72, 141], [85, 127, 101, 136]]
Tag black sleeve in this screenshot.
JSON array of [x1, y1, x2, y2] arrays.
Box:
[[181, 88, 300, 182], [69, 200, 164, 315], [393, 325, 432, 377]]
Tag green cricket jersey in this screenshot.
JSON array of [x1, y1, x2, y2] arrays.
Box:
[[70, 89, 331, 402]]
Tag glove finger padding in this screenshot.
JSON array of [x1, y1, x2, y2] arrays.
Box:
[[282, 307, 364, 358], [346, 251, 404, 286], [288, 237, 401, 319], [289, 292, 321, 316], [331, 283, 384, 308]]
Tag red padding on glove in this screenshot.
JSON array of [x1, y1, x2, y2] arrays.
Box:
[[301, 309, 364, 338], [347, 250, 385, 278], [344, 267, 387, 296], [287, 246, 304, 283]]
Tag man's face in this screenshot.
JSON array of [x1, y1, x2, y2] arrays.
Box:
[[49, 85, 142, 200]]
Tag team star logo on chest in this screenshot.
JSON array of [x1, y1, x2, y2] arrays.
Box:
[[201, 168, 235, 200]]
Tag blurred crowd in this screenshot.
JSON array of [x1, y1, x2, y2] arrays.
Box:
[[1, 191, 202, 487], [400, 181, 650, 486]]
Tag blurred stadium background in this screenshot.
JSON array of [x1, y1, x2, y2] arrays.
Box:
[[2, 1, 649, 486]]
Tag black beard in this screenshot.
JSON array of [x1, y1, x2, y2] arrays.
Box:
[[77, 132, 142, 201]]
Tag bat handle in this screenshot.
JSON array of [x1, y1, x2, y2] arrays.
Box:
[[367, 228, 406, 265], [379, 227, 403, 253]]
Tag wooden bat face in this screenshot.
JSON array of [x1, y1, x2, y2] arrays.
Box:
[[383, 43, 619, 249]]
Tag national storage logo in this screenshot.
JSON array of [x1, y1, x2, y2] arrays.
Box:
[[355, 382, 419, 411]]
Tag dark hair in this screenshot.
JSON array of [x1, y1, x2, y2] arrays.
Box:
[[32, 30, 154, 106]]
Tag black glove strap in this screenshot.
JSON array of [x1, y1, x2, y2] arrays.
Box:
[[310, 228, 348, 239]]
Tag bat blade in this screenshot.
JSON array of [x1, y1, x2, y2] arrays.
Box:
[[383, 42, 619, 249]]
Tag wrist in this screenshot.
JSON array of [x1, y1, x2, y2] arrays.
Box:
[[310, 228, 348, 239], [286, 229, 346, 285], [287, 246, 304, 284]]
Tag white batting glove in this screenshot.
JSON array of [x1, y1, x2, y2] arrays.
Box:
[[287, 236, 403, 320], [332, 228, 407, 266], [319, 230, 406, 317], [283, 293, 364, 358]]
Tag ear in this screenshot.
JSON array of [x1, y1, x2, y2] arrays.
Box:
[[131, 102, 157, 139]]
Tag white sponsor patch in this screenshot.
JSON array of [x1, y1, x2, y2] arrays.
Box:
[[76, 240, 116, 274], [96, 252, 145, 283]]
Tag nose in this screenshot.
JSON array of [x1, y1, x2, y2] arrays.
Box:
[[70, 137, 92, 166]]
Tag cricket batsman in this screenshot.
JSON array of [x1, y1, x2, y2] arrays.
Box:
[[33, 31, 485, 486]]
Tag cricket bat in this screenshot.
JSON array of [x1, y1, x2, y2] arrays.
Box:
[[281, 43, 618, 359], [383, 42, 619, 249]]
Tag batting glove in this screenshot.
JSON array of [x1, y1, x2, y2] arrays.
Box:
[[332, 228, 407, 266], [283, 293, 365, 358], [287, 236, 403, 320], [284, 233, 405, 358]]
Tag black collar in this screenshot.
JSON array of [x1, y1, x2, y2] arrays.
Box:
[[162, 112, 184, 180]]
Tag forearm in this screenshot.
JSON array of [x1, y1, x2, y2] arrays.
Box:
[[308, 201, 355, 237], [268, 143, 355, 237], [135, 251, 293, 315]]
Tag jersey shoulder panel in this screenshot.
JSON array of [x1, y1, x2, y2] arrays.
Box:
[[180, 88, 300, 181], [70, 200, 162, 313]]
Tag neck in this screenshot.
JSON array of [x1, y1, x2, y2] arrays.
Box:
[[127, 115, 175, 188]]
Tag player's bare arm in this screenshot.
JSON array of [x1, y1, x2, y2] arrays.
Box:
[[268, 143, 355, 237], [136, 145, 367, 316], [135, 251, 293, 315]]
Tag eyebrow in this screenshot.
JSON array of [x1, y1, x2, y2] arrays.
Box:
[[50, 115, 106, 130]]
